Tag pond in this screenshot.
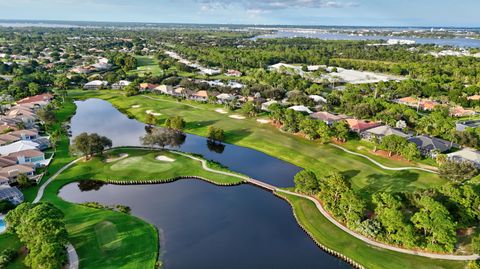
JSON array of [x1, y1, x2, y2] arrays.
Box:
[[0, 216, 6, 234], [66, 97, 351, 268], [70, 98, 301, 188], [59, 180, 350, 269]]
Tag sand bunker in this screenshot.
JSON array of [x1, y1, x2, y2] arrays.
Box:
[[155, 155, 175, 162], [106, 153, 129, 163], [131, 105, 141, 108], [256, 119, 271, 124], [229, 115, 246, 120], [215, 108, 228, 114], [146, 110, 162, 116]]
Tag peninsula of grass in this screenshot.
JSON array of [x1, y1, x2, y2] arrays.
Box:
[[276, 192, 467, 269], [55, 148, 245, 185], [70, 89, 445, 197]]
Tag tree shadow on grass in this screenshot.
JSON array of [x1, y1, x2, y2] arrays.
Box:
[[341, 169, 361, 180], [226, 128, 253, 144], [360, 170, 420, 197], [187, 120, 219, 130]]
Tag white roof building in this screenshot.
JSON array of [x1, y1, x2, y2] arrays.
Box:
[[0, 140, 39, 156], [261, 100, 278, 111], [288, 105, 313, 114], [308, 95, 327, 103], [447, 148, 480, 167], [112, 80, 131, 90], [216, 93, 235, 101], [84, 80, 108, 89]]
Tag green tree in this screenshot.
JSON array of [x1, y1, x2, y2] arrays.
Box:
[[71, 133, 112, 159], [316, 121, 332, 144], [294, 170, 319, 195], [411, 196, 457, 252], [241, 101, 257, 118], [472, 234, 480, 254], [332, 120, 350, 142], [207, 126, 225, 143], [165, 116, 185, 131], [16, 174, 31, 189], [438, 160, 479, 183], [145, 114, 157, 127], [401, 142, 421, 161], [299, 118, 319, 140], [140, 128, 184, 149]]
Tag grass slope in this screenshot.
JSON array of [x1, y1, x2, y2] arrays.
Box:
[[277, 192, 466, 269]]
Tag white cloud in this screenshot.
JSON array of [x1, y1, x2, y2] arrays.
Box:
[[195, 0, 358, 11]]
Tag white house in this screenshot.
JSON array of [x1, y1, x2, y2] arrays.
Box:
[[308, 95, 327, 103], [154, 85, 174, 95], [83, 80, 108, 90], [288, 105, 313, 114], [0, 140, 40, 156], [112, 80, 131, 90], [216, 93, 235, 104], [447, 148, 480, 167], [8, 149, 46, 167], [261, 100, 278, 111]]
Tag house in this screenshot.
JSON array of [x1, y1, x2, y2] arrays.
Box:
[[9, 129, 38, 140], [9, 149, 46, 167], [227, 81, 245, 89], [288, 105, 313, 114], [0, 164, 35, 183], [310, 111, 347, 125], [191, 90, 209, 102], [172, 87, 192, 98], [16, 93, 54, 107], [268, 63, 303, 75], [447, 148, 480, 167], [467, 95, 480, 101], [83, 80, 108, 90], [199, 68, 221, 76], [112, 80, 131, 90], [0, 140, 40, 156], [346, 119, 379, 133], [456, 120, 480, 132], [225, 69, 242, 77], [362, 125, 410, 140], [0, 134, 20, 146], [408, 135, 456, 157], [394, 97, 439, 111], [308, 95, 327, 103], [0, 185, 24, 205], [0, 156, 18, 168], [261, 100, 278, 112], [154, 85, 174, 95], [139, 83, 158, 91], [450, 106, 476, 117], [216, 93, 235, 104]]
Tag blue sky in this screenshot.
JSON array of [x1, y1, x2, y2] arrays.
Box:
[[0, 0, 478, 27]]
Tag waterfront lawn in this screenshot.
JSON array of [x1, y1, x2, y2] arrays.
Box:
[[56, 148, 244, 185], [69, 90, 445, 196], [278, 192, 467, 269], [0, 233, 27, 269]]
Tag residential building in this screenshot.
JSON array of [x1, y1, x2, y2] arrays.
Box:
[[191, 90, 209, 102], [362, 125, 410, 140], [172, 87, 193, 98], [83, 80, 108, 90], [139, 83, 158, 91], [288, 105, 313, 114], [216, 93, 235, 104], [0, 164, 35, 183], [308, 95, 327, 103], [0, 140, 40, 156], [450, 106, 476, 117], [9, 129, 38, 140], [16, 93, 54, 107], [456, 120, 480, 132], [408, 135, 456, 157], [0, 134, 20, 146], [346, 119, 379, 133], [112, 80, 131, 90], [310, 111, 347, 125], [261, 100, 278, 112], [9, 149, 46, 167], [447, 148, 480, 167], [467, 95, 480, 101], [225, 69, 242, 77], [0, 185, 24, 205], [394, 97, 439, 111], [154, 85, 174, 95]]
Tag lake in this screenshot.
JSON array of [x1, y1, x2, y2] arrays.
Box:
[[254, 31, 480, 48], [64, 97, 351, 268], [70, 98, 301, 188]]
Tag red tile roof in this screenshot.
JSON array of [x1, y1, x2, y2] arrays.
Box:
[[17, 93, 54, 105], [346, 119, 379, 132]]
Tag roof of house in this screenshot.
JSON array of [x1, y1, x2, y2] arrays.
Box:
[[408, 135, 455, 153], [397, 96, 418, 104], [363, 125, 409, 137], [308, 95, 327, 103], [193, 90, 209, 98], [216, 93, 234, 100], [0, 164, 34, 177], [0, 134, 21, 145], [288, 105, 313, 114], [0, 140, 39, 156], [139, 83, 158, 89], [0, 156, 17, 168], [346, 119, 379, 132], [450, 106, 476, 117], [16, 93, 54, 105], [310, 111, 347, 122], [84, 80, 108, 86], [9, 129, 38, 138], [0, 185, 23, 202], [467, 95, 480, 101], [9, 149, 44, 158], [447, 148, 480, 164], [112, 80, 131, 86]]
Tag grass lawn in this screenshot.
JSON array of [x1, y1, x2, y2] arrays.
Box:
[[277, 192, 467, 269], [70, 90, 446, 197], [130, 55, 163, 76]]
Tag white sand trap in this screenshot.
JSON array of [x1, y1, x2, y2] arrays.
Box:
[[215, 108, 228, 114], [229, 115, 246, 120], [155, 155, 175, 162], [106, 153, 129, 163], [131, 105, 141, 108], [256, 119, 271, 124], [146, 110, 162, 116]]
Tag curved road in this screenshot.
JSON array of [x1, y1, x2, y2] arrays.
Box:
[[34, 148, 477, 267]]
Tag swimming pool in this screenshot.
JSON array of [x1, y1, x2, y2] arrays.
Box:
[[0, 216, 6, 234]]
